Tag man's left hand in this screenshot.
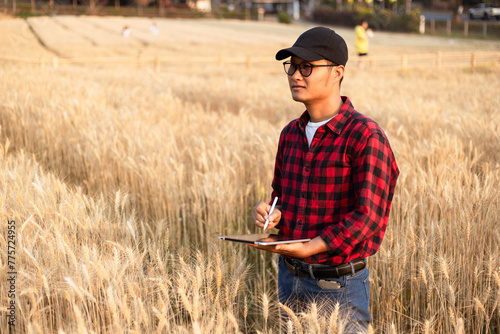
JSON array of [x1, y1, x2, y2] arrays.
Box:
[[247, 236, 330, 258]]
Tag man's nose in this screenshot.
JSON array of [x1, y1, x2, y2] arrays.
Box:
[[291, 67, 303, 79]]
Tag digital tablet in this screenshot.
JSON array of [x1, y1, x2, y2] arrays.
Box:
[[218, 233, 311, 245]]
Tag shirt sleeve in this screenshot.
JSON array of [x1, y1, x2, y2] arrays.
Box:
[[270, 129, 285, 228], [320, 130, 397, 257]]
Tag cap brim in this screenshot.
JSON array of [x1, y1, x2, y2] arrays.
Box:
[[275, 46, 324, 62]]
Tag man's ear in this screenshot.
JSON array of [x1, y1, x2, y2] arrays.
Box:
[[333, 65, 345, 83]]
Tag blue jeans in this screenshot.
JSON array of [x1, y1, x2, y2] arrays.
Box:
[[278, 256, 372, 333]]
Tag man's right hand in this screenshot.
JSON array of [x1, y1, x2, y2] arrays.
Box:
[[252, 201, 281, 230]]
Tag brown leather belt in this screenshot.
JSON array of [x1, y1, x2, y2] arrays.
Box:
[[284, 257, 366, 280]]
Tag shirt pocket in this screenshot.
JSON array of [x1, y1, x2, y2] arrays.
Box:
[[316, 159, 351, 204]]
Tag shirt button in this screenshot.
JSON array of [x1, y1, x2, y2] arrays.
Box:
[[298, 220, 302, 225], [301, 192, 306, 198], [305, 167, 309, 172]]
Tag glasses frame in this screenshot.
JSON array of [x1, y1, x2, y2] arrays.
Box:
[[283, 61, 339, 77]]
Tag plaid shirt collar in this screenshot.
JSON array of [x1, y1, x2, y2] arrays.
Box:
[[296, 96, 354, 136]]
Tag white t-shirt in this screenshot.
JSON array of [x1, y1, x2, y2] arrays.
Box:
[[305, 116, 335, 147]]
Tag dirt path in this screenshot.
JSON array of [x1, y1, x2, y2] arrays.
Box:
[[1, 16, 499, 59]]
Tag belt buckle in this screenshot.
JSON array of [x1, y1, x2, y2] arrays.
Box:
[[317, 279, 342, 290]]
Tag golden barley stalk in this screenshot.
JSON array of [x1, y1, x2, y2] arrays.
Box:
[[262, 293, 269, 325], [328, 302, 341, 334], [455, 318, 464, 334], [227, 312, 240, 333], [280, 303, 303, 334]]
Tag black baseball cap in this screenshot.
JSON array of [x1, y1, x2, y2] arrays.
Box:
[[275, 27, 348, 66]]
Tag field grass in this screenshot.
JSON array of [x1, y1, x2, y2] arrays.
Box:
[[1, 17, 500, 333]]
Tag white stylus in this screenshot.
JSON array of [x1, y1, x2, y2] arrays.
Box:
[[263, 196, 278, 231]]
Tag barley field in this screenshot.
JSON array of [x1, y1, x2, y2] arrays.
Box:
[[1, 16, 500, 333]]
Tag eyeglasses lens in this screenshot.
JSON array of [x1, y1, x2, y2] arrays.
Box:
[[300, 64, 312, 77], [283, 62, 312, 77], [284, 62, 294, 76]]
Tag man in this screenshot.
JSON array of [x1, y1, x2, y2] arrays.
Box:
[[251, 27, 399, 333]]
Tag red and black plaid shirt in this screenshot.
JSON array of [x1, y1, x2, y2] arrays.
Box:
[[272, 97, 399, 265]]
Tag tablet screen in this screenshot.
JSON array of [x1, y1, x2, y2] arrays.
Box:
[[218, 233, 311, 245]]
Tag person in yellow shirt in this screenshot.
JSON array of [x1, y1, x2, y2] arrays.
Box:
[[354, 20, 371, 69]]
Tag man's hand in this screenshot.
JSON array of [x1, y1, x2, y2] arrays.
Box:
[[252, 200, 281, 230], [247, 236, 331, 258]]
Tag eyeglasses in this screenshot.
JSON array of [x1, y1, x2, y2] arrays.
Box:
[[283, 61, 339, 77]]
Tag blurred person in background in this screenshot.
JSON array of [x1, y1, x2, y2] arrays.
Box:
[[150, 22, 159, 36], [121, 25, 132, 38], [355, 19, 372, 69], [251, 27, 399, 333]]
